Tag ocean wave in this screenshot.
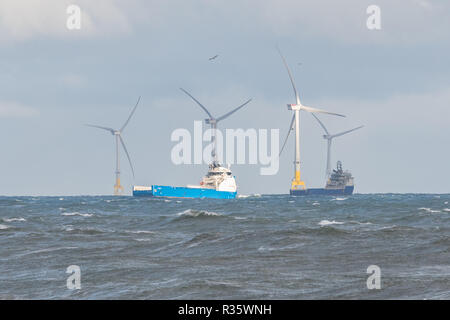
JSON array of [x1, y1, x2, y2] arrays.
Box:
[[419, 207, 441, 213], [61, 212, 93, 217], [177, 209, 222, 217], [258, 243, 304, 252], [349, 220, 372, 225], [0, 224, 10, 230], [443, 208, 450, 212], [63, 227, 108, 235], [127, 230, 155, 234], [21, 246, 78, 256], [184, 233, 221, 247], [318, 220, 344, 226], [238, 194, 261, 199], [332, 197, 348, 201], [2, 217, 26, 222]]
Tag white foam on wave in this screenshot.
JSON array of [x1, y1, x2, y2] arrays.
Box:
[[318, 220, 344, 226], [443, 208, 450, 212], [61, 212, 93, 217], [332, 197, 348, 201], [239, 193, 262, 199], [164, 199, 171, 203], [354, 221, 372, 225], [177, 209, 222, 217], [0, 224, 10, 230], [128, 230, 155, 234], [312, 202, 320, 206], [24, 246, 78, 255], [419, 207, 441, 213], [3, 217, 26, 222]]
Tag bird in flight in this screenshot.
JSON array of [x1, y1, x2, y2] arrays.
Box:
[[209, 55, 219, 61]]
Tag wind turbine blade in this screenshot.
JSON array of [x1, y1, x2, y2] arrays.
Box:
[[179, 88, 214, 119], [120, 96, 141, 132], [300, 105, 345, 117], [277, 47, 301, 105], [216, 99, 252, 122], [85, 124, 115, 134], [119, 135, 135, 179], [330, 125, 364, 138], [311, 113, 329, 135], [279, 114, 295, 156]]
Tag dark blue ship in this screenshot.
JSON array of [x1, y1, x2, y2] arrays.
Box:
[[290, 161, 354, 196]]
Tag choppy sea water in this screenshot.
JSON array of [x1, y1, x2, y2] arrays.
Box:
[[0, 194, 449, 299]]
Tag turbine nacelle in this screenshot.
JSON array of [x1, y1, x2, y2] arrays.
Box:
[[287, 104, 302, 111], [205, 118, 217, 125]]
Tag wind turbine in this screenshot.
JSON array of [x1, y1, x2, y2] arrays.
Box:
[[311, 113, 363, 180], [86, 96, 140, 195], [277, 48, 345, 191], [180, 88, 252, 166]]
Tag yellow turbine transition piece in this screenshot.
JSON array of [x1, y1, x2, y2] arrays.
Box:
[[291, 170, 306, 190], [114, 177, 124, 195]]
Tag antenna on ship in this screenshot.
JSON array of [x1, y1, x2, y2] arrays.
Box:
[[86, 96, 140, 195], [179, 88, 252, 166], [277, 47, 345, 192], [311, 113, 363, 180]]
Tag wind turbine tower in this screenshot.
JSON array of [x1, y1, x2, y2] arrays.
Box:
[[311, 113, 363, 179], [86, 96, 140, 195], [179, 88, 252, 166], [277, 48, 345, 192]]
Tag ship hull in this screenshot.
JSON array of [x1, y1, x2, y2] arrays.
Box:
[[290, 185, 354, 196], [133, 185, 237, 199]]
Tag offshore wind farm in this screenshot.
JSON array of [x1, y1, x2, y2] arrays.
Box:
[[1, 0, 449, 302]]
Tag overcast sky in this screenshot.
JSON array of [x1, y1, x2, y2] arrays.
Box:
[[1, 0, 449, 195]]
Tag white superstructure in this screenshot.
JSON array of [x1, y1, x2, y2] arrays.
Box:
[[187, 163, 237, 192]]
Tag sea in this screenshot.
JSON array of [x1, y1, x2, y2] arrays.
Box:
[[0, 194, 449, 299]]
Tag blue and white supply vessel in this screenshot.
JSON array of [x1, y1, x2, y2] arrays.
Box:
[[133, 163, 237, 199]]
